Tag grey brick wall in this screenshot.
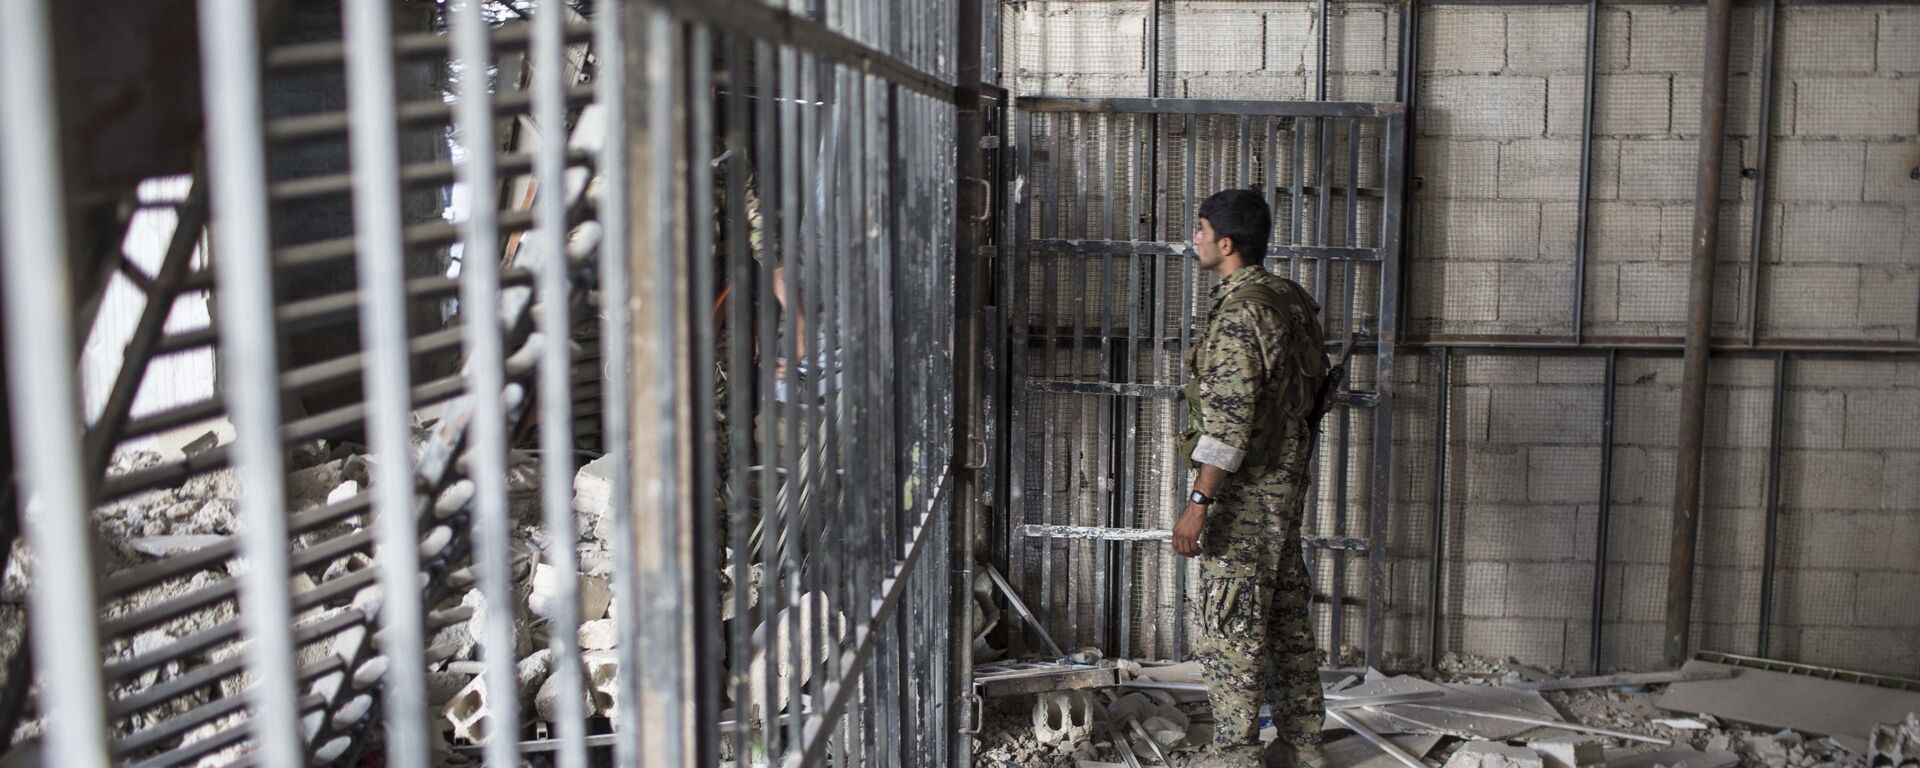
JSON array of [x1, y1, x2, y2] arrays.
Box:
[[1002, 0, 1920, 676]]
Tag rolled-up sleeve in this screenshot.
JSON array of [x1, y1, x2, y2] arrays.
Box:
[[1192, 303, 1267, 473]]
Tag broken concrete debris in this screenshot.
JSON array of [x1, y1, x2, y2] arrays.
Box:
[[1872, 713, 1920, 767], [1444, 741, 1545, 768]]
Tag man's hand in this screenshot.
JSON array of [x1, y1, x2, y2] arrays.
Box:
[[1172, 502, 1208, 557]]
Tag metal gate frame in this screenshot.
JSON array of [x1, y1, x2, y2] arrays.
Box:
[[1001, 96, 1406, 669]]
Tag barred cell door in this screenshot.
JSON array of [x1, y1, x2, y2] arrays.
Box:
[[999, 97, 1407, 668]]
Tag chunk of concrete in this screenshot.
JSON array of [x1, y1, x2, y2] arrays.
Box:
[[1529, 737, 1604, 768], [535, 663, 598, 722], [744, 592, 845, 716], [1445, 741, 1545, 768], [578, 618, 617, 650], [527, 564, 613, 622], [444, 675, 490, 744], [1871, 713, 1920, 766], [584, 650, 620, 718], [1032, 690, 1096, 746]]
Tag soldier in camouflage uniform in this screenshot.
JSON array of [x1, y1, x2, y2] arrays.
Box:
[[1171, 189, 1328, 768]]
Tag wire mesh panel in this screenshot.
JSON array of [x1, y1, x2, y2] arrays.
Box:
[[1010, 97, 1405, 665]]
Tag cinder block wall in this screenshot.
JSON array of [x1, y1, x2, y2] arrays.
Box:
[[1003, 1, 1920, 675]]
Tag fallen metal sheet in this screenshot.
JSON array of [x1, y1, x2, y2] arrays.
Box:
[[1324, 710, 1429, 768], [1600, 746, 1739, 768], [124, 535, 230, 557], [973, 660, 1120, 697], [1327, 672, 1563, 740], [1506, 669, 1734, 692], [1654, 660, 1920, 739], [1316, 732, 1443, 768]]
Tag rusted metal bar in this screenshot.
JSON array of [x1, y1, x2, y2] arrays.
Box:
[[1665, 0, 1735, 668]]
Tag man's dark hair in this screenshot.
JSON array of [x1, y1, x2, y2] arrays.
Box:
[[1197, 188, 1271, 261]]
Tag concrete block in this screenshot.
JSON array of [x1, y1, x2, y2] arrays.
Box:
[[1795, 78, 1920, 138], [1599, 620, 1667, 671], [1173, 10, 1264, 74], [1788, 357, 1901, 389], [1864, 142, 1920, 203], [1551, 75, 1674, 138], [1884, 451, 1920, 513], [1705, 356, 1776, 388], [1498, 139, 1587, 201], [1585, 202, 1663, 263], [1460, 505, 1593, 564], [1776, 7, 1877, 75], [1703, 448, 1769, 511], [1415, 138, 1499, 199], [1609, 448, 1676, 510], [1704, 387, 1773, 449], [1460, 617, 1568, 669], [1614, 385, 1680, 448], [1457, 443, 1529, 504], [1014, 5, 1147, 76], [1410, 260, 1497, 328], [1580, 263, 1620, 324], [1604, 562, 1670, 622], [1331, 8, 1392, 74], [1489, 385, 1603, 444], [1781, 204, 1907, 264], [1796, 627, 1920, 678], [1420, 199, 1542, 260], [1178, 73, 1308, 100], [1537, 357, 1602, 385], [1770, 141, 1867, 202], [1881, 8, 1920, 74], [1845, 389, 1920, 449], [1420, 75, 1548, 139], [1617, 261, 1688, 325], [1455, 356, 1538, 386], [1497, 262, 1574, 330], [1783, 389, 1844, 449], [1013, 73, 1152, 98], [1446, 384, 1495, 443], [1860, 267, 1920, 337], [1505, 562, 1592, 621], [528, 565, 613, 622], [1420, 9, 1506, 74], [1263, 8, 1313, 73], [1446, 741, 1545, 768], [1506, 8, 1614, 75], [1762, 264, 1861, 332], [1619, 139, 1723, 202], [1781, 449, 1884, 511], [1856, 572, 1920, 629], [1532, 738, 1606, 768], [1528, 446, 1601, 505]]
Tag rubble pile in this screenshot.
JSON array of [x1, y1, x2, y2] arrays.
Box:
[[969, 653, 1914, 768]]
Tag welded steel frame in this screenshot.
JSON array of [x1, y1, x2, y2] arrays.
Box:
[[1007, 94, 1407, 669]]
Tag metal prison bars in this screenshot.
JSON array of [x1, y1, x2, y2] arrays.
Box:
[[0, 1, 960, 767], [1005, 98, 1405, 667]]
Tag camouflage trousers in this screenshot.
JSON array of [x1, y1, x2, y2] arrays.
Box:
[[1194, 478, 1323, 766]]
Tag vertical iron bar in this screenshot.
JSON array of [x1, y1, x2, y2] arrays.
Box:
[[754, 38, 783, 755], [1173, 112, 1197, 660], [1008, 107, 1032, 656], [450, 1, 523, 765], [1746, 0, 1780, 346], [1291, 120, 1305, 282], [1364, 112, 1405, 669], [1117, 113, 1145, 658], [1425, 347, 1449, 671], [1040, 116, 1061, 642], [0, 2, 111, 763], [1316, 0, 1329, 101], [1101, 111, 1119, 653], [1756, 352, 1786, 657], [687, 24, 722, 768], [592, 0, 644, 760], [1572, 0, 1599, 343], [634, 11, 692, 764], [341, 0, 430, 761], [1592, 349, 1617, 673], [194, 0, 303, 761], [532, 0, 589, 761]]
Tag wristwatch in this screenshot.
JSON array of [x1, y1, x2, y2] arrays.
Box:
[[1188, 489, 1215, 507]]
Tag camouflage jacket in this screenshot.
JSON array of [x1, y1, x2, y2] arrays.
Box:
[[1183, 265, 1326, 480]]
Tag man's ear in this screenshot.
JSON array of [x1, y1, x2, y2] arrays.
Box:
[[1217, 236, 1235, 258]]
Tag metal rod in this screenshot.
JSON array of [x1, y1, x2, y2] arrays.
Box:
[[1426, 347, 1450, 671], [1019, 524, 1371, 551], [1665, 0, 1735, 668], [1571, 0, 1599, 342], [1365, 111, 1406, 669], [1324, 710, 1428, 768], [531, 0, 589, 762], [1592, 348, 1617, 673], [1386, 703, 1671, 745], [1757, 352, 1787, 656], [194, 0, 303, 760], [1745, 0, 1780, 346], [0, 1, 112, 762], [341, 0, 430, 759], [587, 0, 641, 760]]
